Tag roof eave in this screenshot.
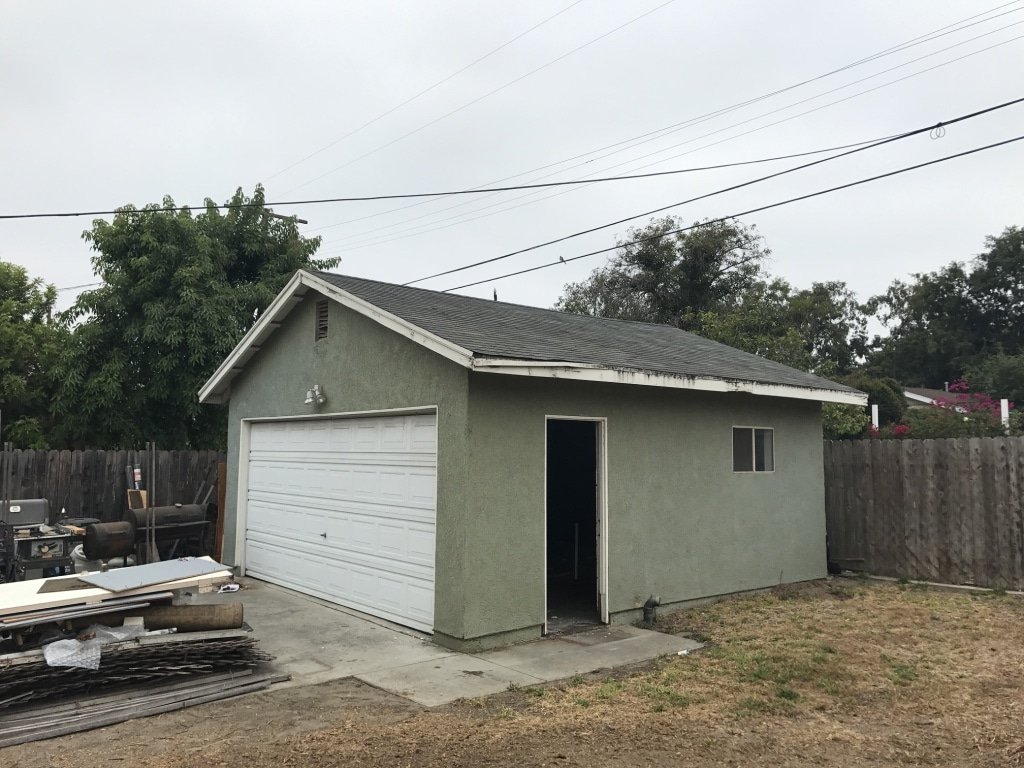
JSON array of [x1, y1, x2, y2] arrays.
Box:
[[471, 357, 868, 405], [198, 270, 474, 404]]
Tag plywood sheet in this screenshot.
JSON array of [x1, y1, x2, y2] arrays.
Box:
[[0, 558, 230, 618], [77, 558, 227, 593]]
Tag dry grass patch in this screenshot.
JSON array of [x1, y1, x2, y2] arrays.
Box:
[[22, 579, 1024, 768]]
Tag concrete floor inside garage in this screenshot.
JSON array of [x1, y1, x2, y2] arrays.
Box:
[[195, 578, 702, 707]]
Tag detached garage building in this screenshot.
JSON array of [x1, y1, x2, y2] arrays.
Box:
[[200, 270, 865, 650]]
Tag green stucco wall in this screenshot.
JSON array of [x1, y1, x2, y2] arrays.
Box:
[[222, 292, 472, 639], [462, 374, 827, 641]]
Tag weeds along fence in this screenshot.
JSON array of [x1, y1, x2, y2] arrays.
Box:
[[824, 436, 1024, 590], [0, 449, 225, 523]]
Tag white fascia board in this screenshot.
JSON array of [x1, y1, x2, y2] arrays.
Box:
[[903, 391, 937, 405], [198, 271, 308, 404], [198, 270, 474, 404], [471, 358, 868, 405], [299, 271, 473, 369]]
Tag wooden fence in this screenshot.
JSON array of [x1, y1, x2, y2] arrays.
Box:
[[0, 450, 225, 523], [824, 437, 1024, 590]]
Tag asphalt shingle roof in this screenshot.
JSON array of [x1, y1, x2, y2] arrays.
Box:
[[313, 271, 858, 395]]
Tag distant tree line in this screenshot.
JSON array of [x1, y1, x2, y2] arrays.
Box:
[[0, 190, 1019, 447], [556, 217, 1024, 439]]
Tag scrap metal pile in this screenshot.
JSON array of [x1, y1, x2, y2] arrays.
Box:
[[0, 557, 283, 747]]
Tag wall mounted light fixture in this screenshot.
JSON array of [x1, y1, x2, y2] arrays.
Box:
[[304, 383, 326, 406]]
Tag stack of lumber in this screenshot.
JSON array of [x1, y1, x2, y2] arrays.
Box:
[[0, 558, 283, 745], [0, 556, 232, 639]]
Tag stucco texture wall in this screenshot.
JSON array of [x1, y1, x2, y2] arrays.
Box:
[[463, 374, 827, 639], [222, 292, 472, 638]]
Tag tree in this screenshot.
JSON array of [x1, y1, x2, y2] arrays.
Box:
[[822, 403, 870, 440], [787, 282, 868, 375], [556, 217, 770, 329], [51, 186, 339, 449], [694, 278, 811, 370], [965, 352, 1024, 404], [556, 218, 869, 373], [866, 225, 1024, 385], [0, 263, 66, 447], [837, 372, 906, 426]]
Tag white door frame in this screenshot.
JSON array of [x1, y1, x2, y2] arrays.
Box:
[[234, 404, 438, 576], [543, 415, 609, 633]]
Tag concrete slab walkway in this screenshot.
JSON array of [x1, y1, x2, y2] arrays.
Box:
[[205, 579, 701, 707], [358, 624, 701, 706]]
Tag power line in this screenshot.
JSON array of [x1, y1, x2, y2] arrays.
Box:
[[398, 95, 1024, 285], [305, 2, 1024, 240], [13, 17, 1020, 229], [312, 24, 1024, 254], [261, 0, 587, 185], [0, 134, 910, 222], [56, 282, 102, 292], [442, 133, 1024, 292], [280, 0, 678, 195]]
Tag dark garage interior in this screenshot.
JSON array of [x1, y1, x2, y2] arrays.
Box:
[[546, 418, 599, 632]]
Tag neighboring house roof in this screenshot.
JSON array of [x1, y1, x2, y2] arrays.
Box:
[[904, 387, 953, 405], [199, 270, 867, 406]]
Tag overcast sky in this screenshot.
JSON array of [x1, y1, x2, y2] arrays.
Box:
[[2, 1, 1022, 312]]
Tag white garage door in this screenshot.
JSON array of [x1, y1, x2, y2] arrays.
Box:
[[244, 413, 437, 632]]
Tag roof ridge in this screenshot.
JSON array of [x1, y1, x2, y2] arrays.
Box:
[[310, 270, 694, 333]]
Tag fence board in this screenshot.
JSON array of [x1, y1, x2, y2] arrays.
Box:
[[824, 436, 1024, 590], [0, 449, 225, 523]]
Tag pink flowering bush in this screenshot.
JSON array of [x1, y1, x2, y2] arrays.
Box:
[[865, 379, 1016, 439]]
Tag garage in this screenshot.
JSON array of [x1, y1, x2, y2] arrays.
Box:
[[242, 412, 437, 632]]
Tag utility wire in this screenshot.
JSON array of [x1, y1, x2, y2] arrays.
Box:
[[16, 16, 1020, 227], [305, 2, 1024, 238], [0, 134, 908, 221], [281, 0, 678, 195], [339, 29, 1024, 256], [401, 95, 1024, 285], [261, 0, 587, 184], [313, 22, 1024, 251], [442, 133, 1024, 292]]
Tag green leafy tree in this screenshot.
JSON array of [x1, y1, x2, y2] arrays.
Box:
[[965, 352, 1024, 403], [557, 218, 869, 373], [866, 226, 1024, 384], [0, 263, 66, 447], [695, 278, 811, 370], [837, 372, 906, 426], [556, 217, 770, 329], [787, 282, 868, 375], [52, 186, 338, 449], [822, 403, 870, 440]]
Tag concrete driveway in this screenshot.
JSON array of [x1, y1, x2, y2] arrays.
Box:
[[207, 578, 701, 706]]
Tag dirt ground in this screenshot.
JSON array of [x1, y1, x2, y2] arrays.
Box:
[[4, 578, 1023, 768]]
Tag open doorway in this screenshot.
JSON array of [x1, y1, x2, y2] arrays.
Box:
[[545, 418, 603, 634]]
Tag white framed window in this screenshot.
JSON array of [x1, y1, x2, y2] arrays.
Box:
[[732, 426, 774, 472]]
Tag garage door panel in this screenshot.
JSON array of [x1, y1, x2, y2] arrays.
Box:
[[246, 531, 434, 581], [250, 465, 435, 508], [248, 489, 436, 524], [244, 540, 434, 631], [247, 499, 435, 568], [245, 414, 436, 632]]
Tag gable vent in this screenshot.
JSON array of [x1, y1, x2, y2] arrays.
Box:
[[315, 299, 329, 340]]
